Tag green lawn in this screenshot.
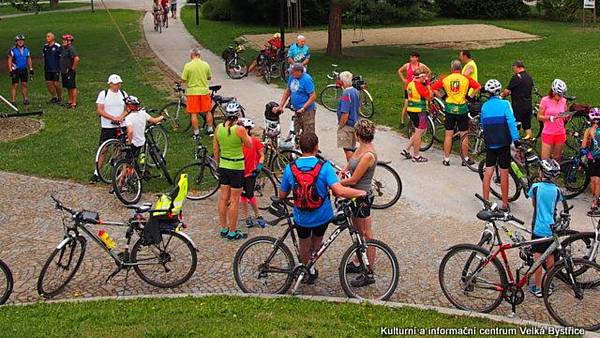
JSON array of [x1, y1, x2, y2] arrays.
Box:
[[0, 1, 88, 16], [182, 8, 600, 132], [0, 295, 545, 337], [0, 10, 198, 191]]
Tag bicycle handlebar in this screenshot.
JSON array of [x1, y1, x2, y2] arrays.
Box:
[[474, 193, 492, 209], [474, 194, 525, 225], [51, 195, 77, 215]]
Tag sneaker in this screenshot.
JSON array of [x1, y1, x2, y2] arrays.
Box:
[[442, 159, 450, 166], [192, 134, 201, 141], [301, 269, 319, 285], [400, 149, 412, 160], [89, 174, 100, 184], [227, 229, 248, 240], [587, 207, 600, 217], [528, 285, 543, 298], [219, 227, 228, 238], [23, 98, 30, 105], [345, 261, 364, 273], [350, 273, 375, 287], [499, 206, 511, 213], [255, 216, 267, 228], [245, 217, 255, 228], [206, 127, 214, 137], [49, 97, 58, 104], [462, 158, 475, 166]]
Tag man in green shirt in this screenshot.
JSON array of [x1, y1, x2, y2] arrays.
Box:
[[181, 48, 213, 139]]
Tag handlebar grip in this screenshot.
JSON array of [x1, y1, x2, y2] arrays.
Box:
[[510, 215, 525, 225], [474, 193, 491, 208]]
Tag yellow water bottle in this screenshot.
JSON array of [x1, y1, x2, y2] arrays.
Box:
[[139, 153, 146, 165], [98, 230, 117, 250]]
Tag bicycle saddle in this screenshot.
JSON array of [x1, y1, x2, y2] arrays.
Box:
[[126, 203, 152, 213], [214, 95, 235, 104], [209, 85, 222, 92]]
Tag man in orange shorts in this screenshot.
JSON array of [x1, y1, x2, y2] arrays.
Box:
[[182, 47, 213, 139]]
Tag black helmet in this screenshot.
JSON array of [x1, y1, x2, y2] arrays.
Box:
[[265, 101, 280, 122], [15, 35, 25, 41]]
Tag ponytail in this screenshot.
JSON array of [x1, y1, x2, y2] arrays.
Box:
[[226, 117, 237, 135]]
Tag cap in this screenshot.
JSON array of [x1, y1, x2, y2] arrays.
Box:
[[512, 60, 525, 68], [291, 63, 305, 72], [107, 74, 123, 84]]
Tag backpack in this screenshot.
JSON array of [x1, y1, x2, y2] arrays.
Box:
[[290, 160, 325, 211], [103, 89, 126, 100]]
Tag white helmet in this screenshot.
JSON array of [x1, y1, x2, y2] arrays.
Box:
[[239, 117, 254, 129], [540, 159, 561, 179], [484, 79, 502, 95], [551, 79, 567, 96], [224, 101, 241, 119]]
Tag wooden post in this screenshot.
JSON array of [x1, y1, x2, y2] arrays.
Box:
[[91, 0, 94, 12], [195, 0, 200, 26]]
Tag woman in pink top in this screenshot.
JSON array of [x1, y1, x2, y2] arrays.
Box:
[[397, 51, 431, 125], [538, 79, 569, 161]]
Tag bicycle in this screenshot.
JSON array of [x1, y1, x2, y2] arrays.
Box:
[[0, 259, 13, 305], [558, 149, 592, 199], [319, 64, 375, 118], [222, 40, 248, 79], [439, 204, 600, 330], [256, 46, 284, 85], [38, 196, 198, 299], [233, 195, 399, 300]]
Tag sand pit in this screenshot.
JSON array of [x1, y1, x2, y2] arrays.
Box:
[[243, 24, 539, 50]]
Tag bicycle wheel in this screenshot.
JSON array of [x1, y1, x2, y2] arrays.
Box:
[[560, 232, 598, 276], [270, 149, 302, 181], [544, 258, 600, 330], [0, 259, 13, 305], [319, 85, 342, 112], [371, 162, 402, 210], [460, 131, 486, 173], [95, 138, 125, 184], [233, 236, 295, 294], [339, 239, 399, 301], [430, 98, 446, 143], [146, 125, 169, 168], [565, 115, 588, 154], [407, 115, 434, 152], [160, 102, 190, 133], [270, 61, 281, 79], [226, 56, 248, 79], [280, 61, 289, 82], [131, 230, 197, 288], [112, 159, 143, 205], [176, 160, 220, 200], [359, 89, 375, 118], [37, 236, 86, 298], [558, 158, 590, 199], [439, 244, 507, 313], [477, 159, 521, 202], [255, 169, 278, 210]]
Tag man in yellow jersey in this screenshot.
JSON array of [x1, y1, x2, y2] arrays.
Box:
[[182, 48, 212, 139], [460, 50, 478, 97], [431, 60, 481, 166]]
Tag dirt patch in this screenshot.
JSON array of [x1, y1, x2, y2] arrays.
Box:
[[0, 117, 43, 142], [244, 24, 540, 51]]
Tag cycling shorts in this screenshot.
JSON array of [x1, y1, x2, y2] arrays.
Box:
[[241, 175, 256, 198], [408, 111, 428, 130], [531, 234, 553, 254], [444, 113, 469, 132], [45, 71, 60, 82], [11, 69, 28, 84], [296, 223, 328, 239], [218, 167, 243, 189], [485, 146, 511, 170], [590, 159, 600, 178]]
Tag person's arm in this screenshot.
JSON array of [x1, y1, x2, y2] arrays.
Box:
[[538, 99, 553, 122], [299, 92, 316, 114], [279, 166, 292, 199], [340, 153, 376, 186], [207, 64, 212, 81], [236, 125, 252, 148], [504, 104, 520, 142], [467, 77, 481, 97], [463, 64, 474, 77], [338, 113, 349, 128], [71, 56, 80, 71], [416, 82, 432, 100], [96, 92, 122, 122], [127, 125, 134, 144], [582, 128, 592, 148], [148, 115, 164, 124], [181, 65, 188, 85], [430, 77, 444, 98], [502, 75, 519, 98], [27, 55, 32, 72], [277, 88, 291, 113], [397, 64, 407, 83], [330, 182, 367, 199], [422, 64, 432, 76], [7, 53, 12, 74], [212, 127, 220, 165]]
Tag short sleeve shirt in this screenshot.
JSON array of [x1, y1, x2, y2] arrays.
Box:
[[337, 87, 360, 127], [243, 137, 264, 177], [43, 42, 61, 72], [287, 73, 316, 112], [8, 46, 30, 70], [287, 43, 310, 63], [59, 46, 77, 73], [540, 96, 567, 136], [507, 71, 534, 111], [527, 181, 563, 237], [125, 110, 152, 147], [96, 89, 128, 128], [280, 157, 339, 228], [182, 59, 212, 96]]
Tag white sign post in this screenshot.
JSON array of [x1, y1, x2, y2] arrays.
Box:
[[584, 0, 595, 9], [583, 0, 597, 26]]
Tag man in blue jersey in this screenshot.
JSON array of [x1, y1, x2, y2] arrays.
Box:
[[7, 35, 33, 105], [43, 32, 62, 104], [287, 35, 310, 70], [274, 63, 317, 136]]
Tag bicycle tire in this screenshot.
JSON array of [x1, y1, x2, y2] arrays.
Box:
[[460, 131, 486, 173], [233, 236, 295, 295], [560, 232, 597, 272], [269, 149, 302, 181], [112, 159, 143, 205], [359, 89, 375, 118], [477, 159, 521, 202], [543, 258, 600, 331], [255, 168, 278, 210], [407, 115, 434, 152], [160, 101, 190, 133], [175, 160, 220, 200], [95, 138, 125, 184], [264, 65, 272, 84], [438, 244, 507, 313], [146, 125, 169, 168], [319, 84, 342, 112], [0, 259, 13, 305], [430, 98, 446, 143], [371, 162, 402, 210], [565, 115, 588, 153], [37, 236, 86, 299], [558, 158, 590, 200], [339, 239, 399, 301], [131, 230, 197, 288], [226, 56, 248, 80]]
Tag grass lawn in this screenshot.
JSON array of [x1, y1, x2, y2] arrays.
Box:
[[0, 10, 198, 191], [0, 295, 544, 337], [182, 8, 600, 132], [0, 1, 88, 16]]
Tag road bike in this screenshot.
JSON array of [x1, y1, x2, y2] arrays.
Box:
[[38, 196, 197, 299], [233, 196, 399, 301], [222, 40, 248, 79], [0, 259, 12, 305], [319, 64, 375, 118]]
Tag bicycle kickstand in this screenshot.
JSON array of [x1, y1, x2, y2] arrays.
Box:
[[105, 265, 122, 284], [119, 269, 131, 297]]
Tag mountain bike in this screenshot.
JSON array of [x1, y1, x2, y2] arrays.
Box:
[[319, 64, 375, 118], [233, 195, 399, 301], [558, 149, 591, 199], [222, 40, 248, 79], [439, 204, 600, 330], [0, 259, 13, 305], [38, 196, 197, 299], [207, 84, 246, 128]]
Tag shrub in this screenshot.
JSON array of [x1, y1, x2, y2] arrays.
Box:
[[345, 0, 436, 25], [540, 0, 598, 21], [201, 0, 231, 21], [437, 0, 529, 19]]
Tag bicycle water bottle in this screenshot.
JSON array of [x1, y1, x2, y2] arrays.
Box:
[[510, 161, 525, 180], [139, 153, 146, 165], [98, 230, 117, 250]]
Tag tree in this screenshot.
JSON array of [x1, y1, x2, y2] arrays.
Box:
[[326, 0, 351, 58], [50, 0, 58, 9]]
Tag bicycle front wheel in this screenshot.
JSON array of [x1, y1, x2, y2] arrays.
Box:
[[112, 159, 143, 205], [558, 158, 590, 199], [176, 160, 220, 200], [339, 239, 399, 301], [233, 236, 295, 294], [371, 162, 402, 210], [255, 169, 278, 210], [146, 125, 169, 168], [95, 138, 125, 184], [0, 259, 13, 305], [270, 149, 302, 181], [439, 244, 506, 313], [477, 159, 521, 202], [319, 85, 342, 112], [544, 258, 600, 330], [37, 236, 86, 299], [160, 101, 190, 133], [359, 89, 374, 118], [460, 131, 486, 173], [132, 230, 197, 288]]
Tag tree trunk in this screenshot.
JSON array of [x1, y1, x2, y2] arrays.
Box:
[[326, 2, 343, 58], [50, 0, 59, 9]]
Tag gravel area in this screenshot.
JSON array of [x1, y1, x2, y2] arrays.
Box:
[[0, 117, 43, 142]]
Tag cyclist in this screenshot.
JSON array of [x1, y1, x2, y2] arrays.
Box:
[[7, 34, 33, 105], [401, 67, 432, 163], [59, 34, 79, 109], [580, 108, 600, 215], [238, 117, 267, 228], [274, 63, 316, 135], [527, 158, 563, 298], [340, 119, 377, 287], [431, 59, 481, 166], [214, 102, 252, 240], [43, 32, 62, 104], [160, 0, 169, 21], [247, 33, 282, 74], [501, 60, 535, 139], [459, 50, 478, 97], [336, 71, 360, 161], [170, 0, 177, 19], [538, 79, 569, 161], [90, 74, 128, 184], [480, 79, 520, 211], [123, 96, 164, 158], [182, 47, 213, 139], [287, 35, 310, 70], [279, 132, 366, 284], [397, 52, 431, 126]]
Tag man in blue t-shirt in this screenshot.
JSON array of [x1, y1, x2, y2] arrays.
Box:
[[280, 133, 366, 284], [42, 32, 62, 104], [287, 35, 310, 69], [336, 71, 361, 160], [7, 35, 33, 105], [275, 63, 317, 136]]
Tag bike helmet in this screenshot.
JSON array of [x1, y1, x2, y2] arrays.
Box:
[[224, 101, 242, 119], [540, 159, 561, 179], [589, 107, 600, 122], [15, 35, 25, 41], [62, 34, 74, 41], [239, 117, 254, 129], [484, 79, 502, 95], [124, 96, 141, 109], [551, 79, 567, 96]]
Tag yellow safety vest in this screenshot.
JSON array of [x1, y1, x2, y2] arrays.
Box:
[[406, 81, 427, 113], [153, 174, 188, 216]]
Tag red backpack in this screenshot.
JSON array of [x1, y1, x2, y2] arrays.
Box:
[[290, 160, 325, 211]]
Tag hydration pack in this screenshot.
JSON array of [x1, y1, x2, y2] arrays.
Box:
[[290, 160, 325, 211]]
